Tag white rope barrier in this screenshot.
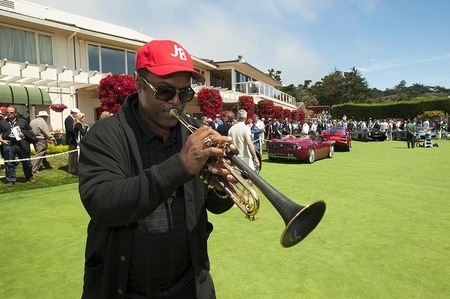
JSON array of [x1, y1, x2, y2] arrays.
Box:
[[1, 149, 77, 164], [253, 136, 264, 155]]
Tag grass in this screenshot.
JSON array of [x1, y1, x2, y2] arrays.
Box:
[[0, 149, 79, 194], [1, 139, 449, 298]]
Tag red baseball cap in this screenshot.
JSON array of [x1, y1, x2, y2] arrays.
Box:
[[135, 40, 205, 83]]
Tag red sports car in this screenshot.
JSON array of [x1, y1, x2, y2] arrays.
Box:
[[267, 135, 335, 163], [321, 127, 352, 151]]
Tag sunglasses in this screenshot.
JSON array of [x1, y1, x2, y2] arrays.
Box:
[[138, 73, 195, 103]]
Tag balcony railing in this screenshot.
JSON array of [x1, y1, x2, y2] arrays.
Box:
[[235, 81, 297, 106]]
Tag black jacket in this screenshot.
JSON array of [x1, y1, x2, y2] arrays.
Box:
[[0, 117, 35, 152], [0, 117, 32, 141], [78, 94, 233, 298], [64, 115, 77, 145]]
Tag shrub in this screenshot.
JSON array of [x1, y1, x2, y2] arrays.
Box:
[[47, 144, 69, 154], [197, 88, 223, 118]]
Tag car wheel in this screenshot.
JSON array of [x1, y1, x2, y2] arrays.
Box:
[[328, 145, 334, 158], [307, 149, 315, 163]]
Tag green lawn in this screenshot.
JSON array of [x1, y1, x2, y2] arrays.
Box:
[[1, 139, 449, 298]]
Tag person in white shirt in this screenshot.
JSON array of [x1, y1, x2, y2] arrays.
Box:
[[423, 118, 430, 130], [253, 115, 265, 154], [228, 109, 260, 171], [302, 121, 310, 135], [310, 120, 318, 133]]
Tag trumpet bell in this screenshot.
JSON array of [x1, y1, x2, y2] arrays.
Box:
[[280, 201, 326, 248], [169, 108, 326, 247]]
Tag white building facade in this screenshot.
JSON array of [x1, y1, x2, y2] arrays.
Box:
[[1, 0, 298, 137]]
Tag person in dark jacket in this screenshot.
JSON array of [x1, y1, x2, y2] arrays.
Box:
[[64, 107, 80, 174], [78, 40, 236, 299], [406, 118, 417, 148], [0, 106, 36, 186]]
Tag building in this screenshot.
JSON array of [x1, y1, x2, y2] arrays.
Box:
[[1, 0, 298, 135]]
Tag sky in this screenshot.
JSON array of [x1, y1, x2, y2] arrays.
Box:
[[25, 0, 450, 90]]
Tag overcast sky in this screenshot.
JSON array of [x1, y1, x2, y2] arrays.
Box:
[[26, 0, 450, 90]]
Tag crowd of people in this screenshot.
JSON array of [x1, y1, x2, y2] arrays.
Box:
[[0, 105, 97, 185], [200, 111, 449, 154], [1, 97, 448, 186]]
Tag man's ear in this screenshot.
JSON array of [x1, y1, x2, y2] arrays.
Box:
[[134, 71, 143, 91]]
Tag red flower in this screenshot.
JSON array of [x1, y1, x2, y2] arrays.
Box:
[[98, 74, 137, 114], [50, 103, 68, 110], [197, 88, 223, 118], [257, 99, 274, 120], [238, 96, 255, 119]]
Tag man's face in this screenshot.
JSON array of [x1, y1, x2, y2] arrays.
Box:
[[6, 108, 17, 121], [136, 71, 191, 132]]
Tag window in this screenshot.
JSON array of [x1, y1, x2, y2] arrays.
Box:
[[126, 52, 135, 75], [192, 68, 205, 85], [38, 34, 53, 65], [235, 71, 253, 93], [101, 47, 125, 74], [88, 45, 100, 72], [210, 70, 231, 89], [0, 26, 53, 65], [235, 71, 252, 83], [88, 43, 136, 74]]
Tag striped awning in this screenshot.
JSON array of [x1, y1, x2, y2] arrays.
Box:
[[0, 85, 52, 105]]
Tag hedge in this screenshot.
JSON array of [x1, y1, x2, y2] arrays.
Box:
[[331, 97, 450, 119]]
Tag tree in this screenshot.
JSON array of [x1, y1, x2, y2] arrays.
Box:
[[341, 67, 370, 103], [407, 83, 431, 98], [433, 85, 450, 96], [197, 88, 223, 118], [309, 67, 370, 106], [394, 80, 407, 100], [97, 74, 136, 114], [303, 80, 312, 89], [297, 69, 449, 106], [310, 68, 344, 106], [267, 68, 282, 83], [279, 83, 318, 107]]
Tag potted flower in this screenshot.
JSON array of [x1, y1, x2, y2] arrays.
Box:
[[50, 103, 68, 112], [51, 128, 65, 145]]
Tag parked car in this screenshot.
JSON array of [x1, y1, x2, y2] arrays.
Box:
[[267, 134, 334, 163], [321, 127, 351, 151], [416, 127, 436, 140], [392, 130, 407, 141], [392, 127, 436, 141], [351, 128, 387, 141]]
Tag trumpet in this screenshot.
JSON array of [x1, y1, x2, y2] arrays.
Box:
[[170, 109, 326, 247]]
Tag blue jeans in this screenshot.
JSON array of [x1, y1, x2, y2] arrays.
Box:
[[3, 143, 33, 182]]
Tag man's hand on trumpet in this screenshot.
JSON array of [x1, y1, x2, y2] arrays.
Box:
[[179, 125, 238, 179]]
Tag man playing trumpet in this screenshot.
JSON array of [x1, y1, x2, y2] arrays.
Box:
[[78, 40, 236, 299]]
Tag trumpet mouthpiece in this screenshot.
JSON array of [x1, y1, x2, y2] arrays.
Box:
[[169, 109, 179, 118]]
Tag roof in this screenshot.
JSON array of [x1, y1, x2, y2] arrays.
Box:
[[213, 59, 281, 87], [1, 0, 152, 42]]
